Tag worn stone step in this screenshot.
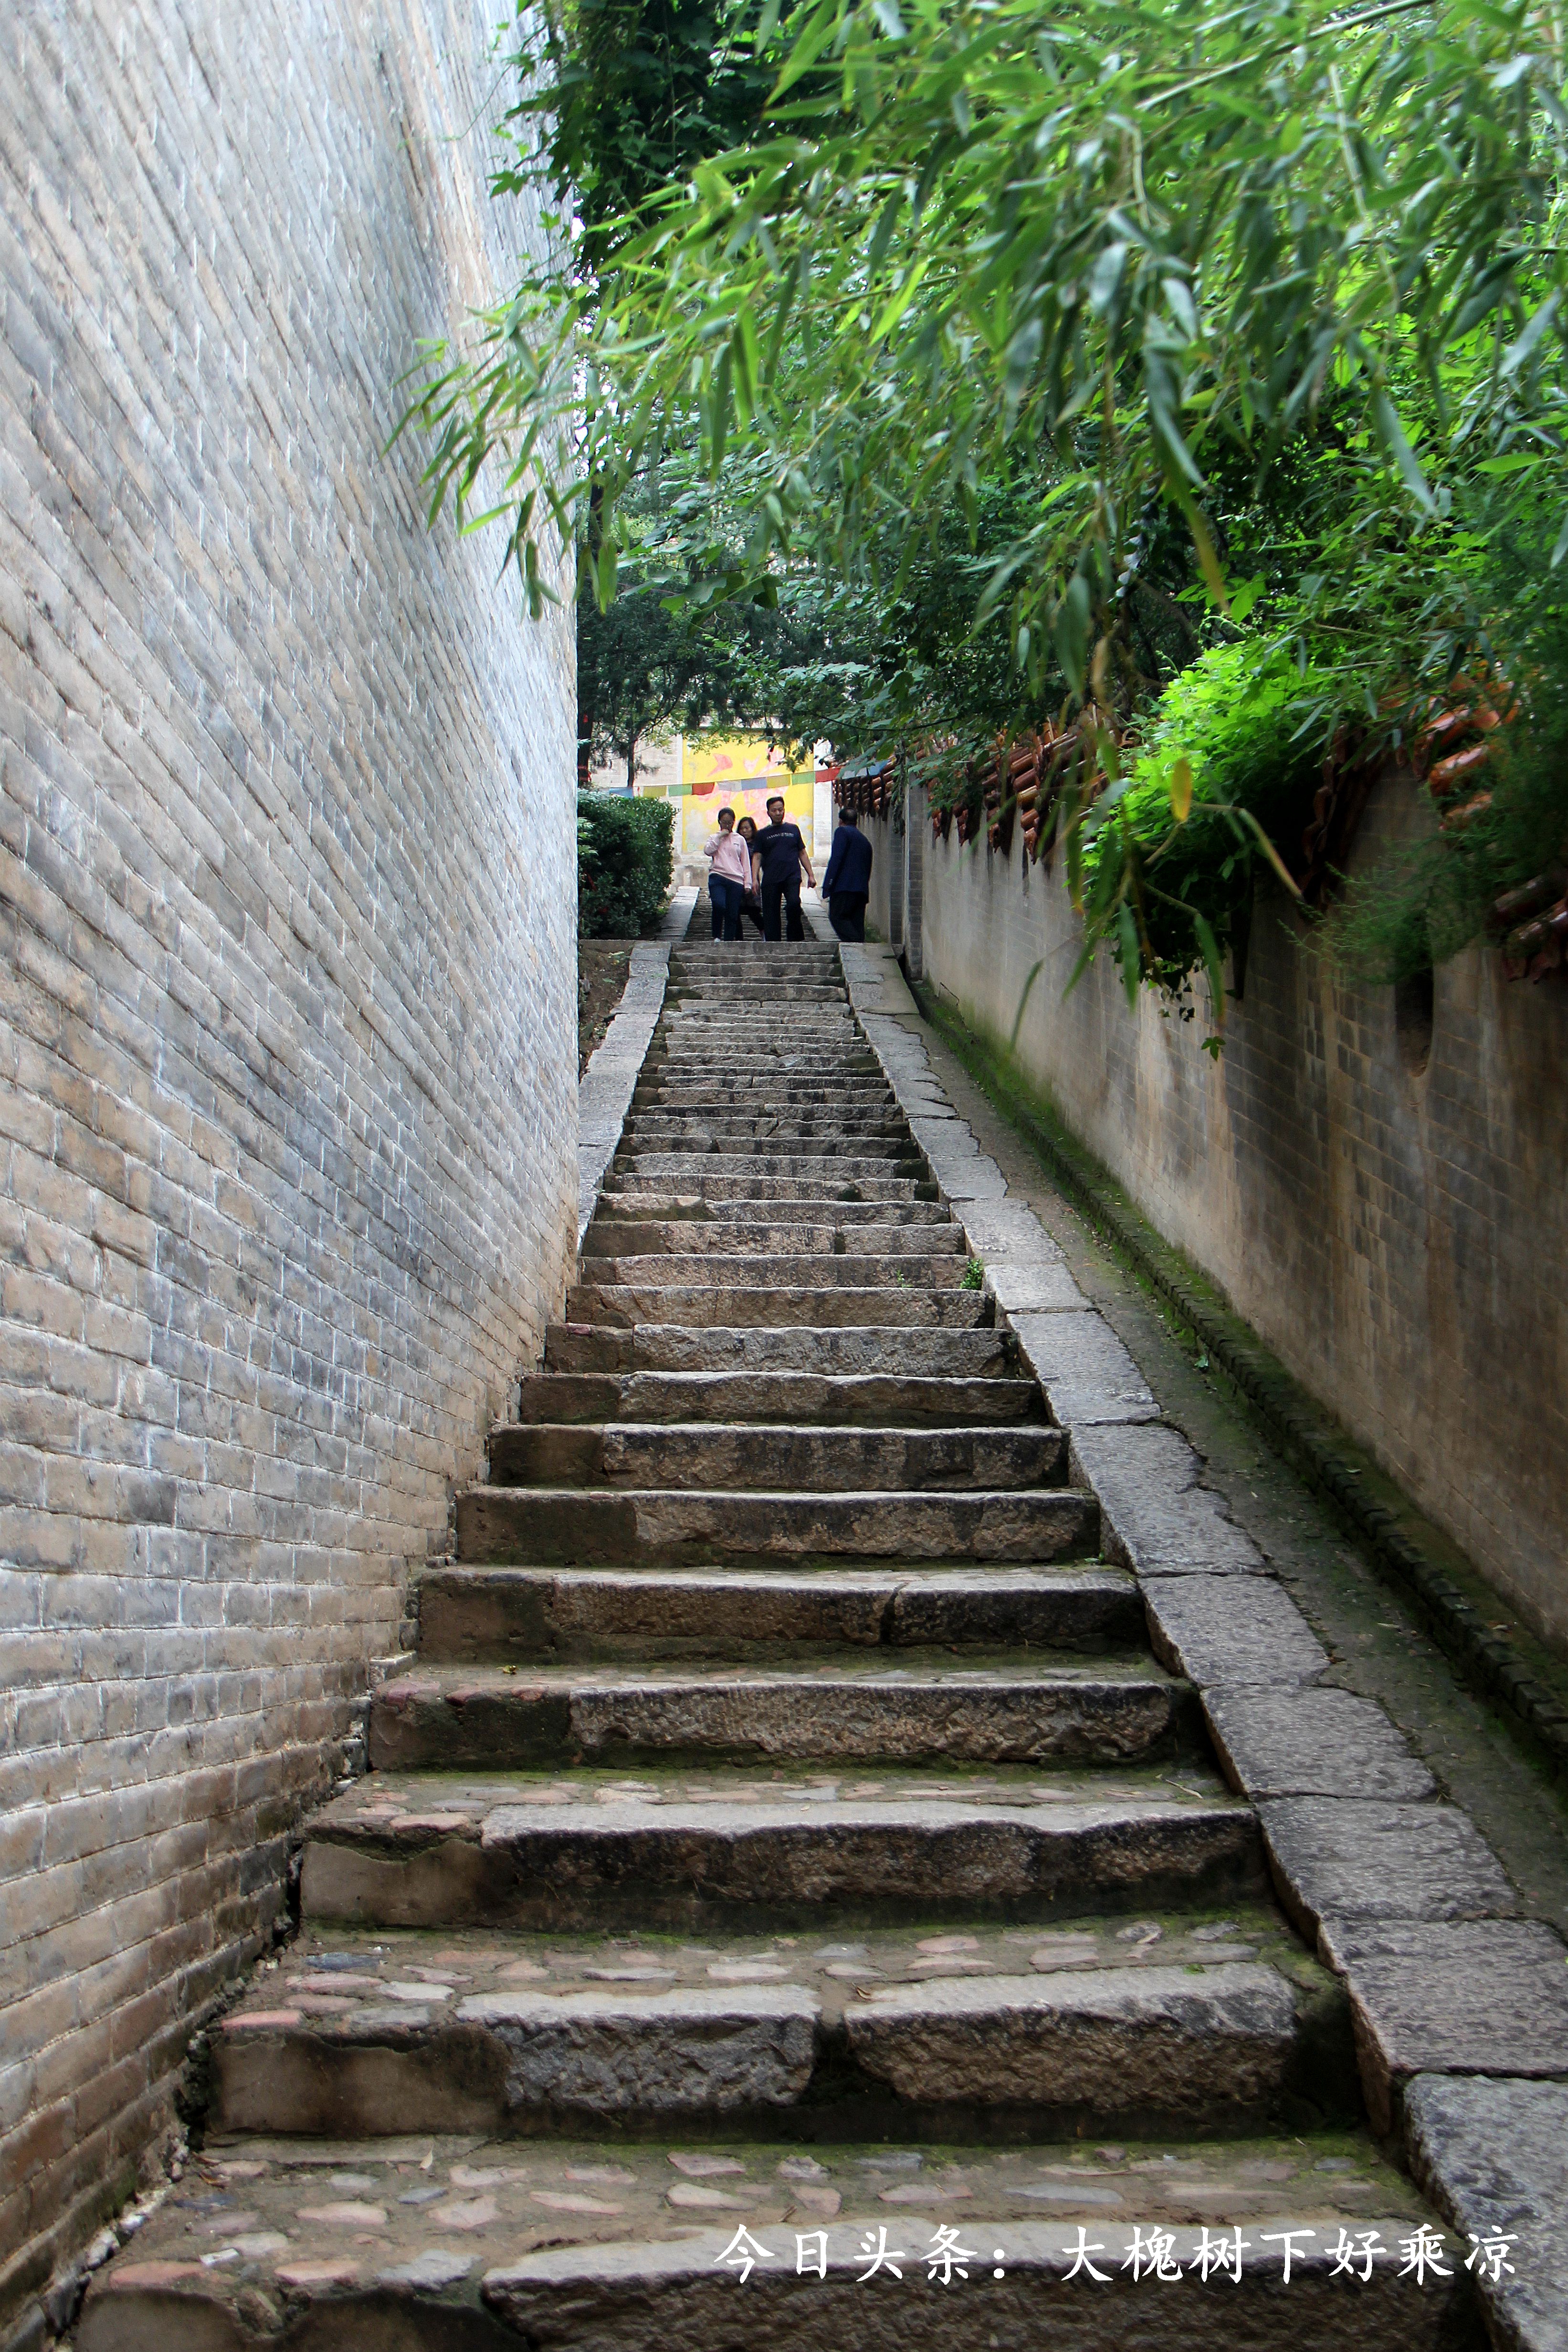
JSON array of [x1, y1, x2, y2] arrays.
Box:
[[636, 1079, 894, 1101], [703, 1196, 949, 1223], [613, 1154, 927, 1185], [562, 1285, 983, 1329], [581, 1220, 962, 1259], [368, 1654, 1191, 1771], [208, 1942, 1347, 2141], [543, 1324, 1015, 1375], [79, 2122, 1454, 2349], [455, 1485, 1098, 1567], [487, 1421, 1064, 1492], [618, 1131, 914, 1162], [299, 1762, 1265, 1930], [603, 1173, 927, 1202], [621, 1124, 911, 1152], [416, 1563, 1142, 1663], [649, 1054, 879, 1077], [512, 1372, 1039, 1430], [575, 1255, 968, 1293]]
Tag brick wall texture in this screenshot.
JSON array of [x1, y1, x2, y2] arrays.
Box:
[[0, 0, 577, 2316], [866, 792, 1568, 1646]]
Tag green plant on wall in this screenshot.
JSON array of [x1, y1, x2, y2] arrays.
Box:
[[1069, 645, 1330, 1026]]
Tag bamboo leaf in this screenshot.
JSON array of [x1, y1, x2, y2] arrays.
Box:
[[1371, 387, 1437, 517]]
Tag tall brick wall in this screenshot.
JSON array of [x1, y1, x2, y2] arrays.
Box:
[[866, 790, 1568, 1645], [0, 0, 577, 2318]]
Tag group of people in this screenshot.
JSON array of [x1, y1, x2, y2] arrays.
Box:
[[705, 793, 873, 943]]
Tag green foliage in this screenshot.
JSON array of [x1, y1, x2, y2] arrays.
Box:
[[400, 0, 1568, 1019], [1324, 726, 1568, 988], [578, 791, 675, 934], [1075, 646, 1329, 1015], [497, 0, 780, 272], [408, 0, 1568, 686]]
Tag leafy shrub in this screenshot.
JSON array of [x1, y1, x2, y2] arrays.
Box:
[[578, 792, 674, 937], [1075, 645, 1331, 1008]]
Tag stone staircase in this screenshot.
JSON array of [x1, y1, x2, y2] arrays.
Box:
[[80, 942, 1472, 2347]]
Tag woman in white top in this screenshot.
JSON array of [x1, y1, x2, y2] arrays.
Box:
[[704, 806, 754, 941]]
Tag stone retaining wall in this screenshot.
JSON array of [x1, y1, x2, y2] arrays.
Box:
[[863, 782, 1568, 1647], [0, 0, 576, 2319]]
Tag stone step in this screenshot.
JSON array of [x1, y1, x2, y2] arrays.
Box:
[[454, 1485, 1098, 1566], [298, 1762, 1265, 1930], [622, 1118, 910, 1144], [635, 1079, 895, 1100], [562, 1285, 983, 1329], [575, 1255, 968, 1292], [662, 1008, 859, 1026], [666, 986, 847, 1005], [487, 1421, 1065, 1492], [603, 1173, 928, 1202], [367, 1655, 1191, 1771], [510, 1373, 1036, 1431], [617, 1131, 914, 1161], [79, 2124, 1452, 2350], [604, 1197, 951, 1228], [651, 1060, 874, 1079], [581, 1220, 963, 1258], [543, 1324, 1016, 1375], [208, 1937, 1347, 2140], [613, 1154, 927, 1184], [415, 1563, 1143, 1663]]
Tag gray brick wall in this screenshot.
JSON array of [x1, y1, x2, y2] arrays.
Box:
[[867, 793, 1568, 1647], [0, 0, 576, 2315]]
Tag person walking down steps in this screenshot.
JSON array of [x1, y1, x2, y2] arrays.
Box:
[[734, 815, 767, 937], [751, 791, 814, 940], [703, 806, 753, 942], [821, 803, 873, 941]]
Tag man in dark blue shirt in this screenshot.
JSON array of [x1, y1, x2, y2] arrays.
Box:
[[820, 807, 873, 941], [751, 794, 815, 940]]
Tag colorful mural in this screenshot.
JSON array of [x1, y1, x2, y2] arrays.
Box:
[[637, 734, 817, 855]]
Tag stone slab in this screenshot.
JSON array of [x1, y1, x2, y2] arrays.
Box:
[[926, 1160, 1010, 1202], [1259, 1800, 1517, 1941], [1006, 1312, 1160, 1424], [1071, 1424, 1266, 1574], [491, 1419, 1065, 1495], [1203, 1687, 1437, 1801], [303, 1791, 1264, 1929], [843, 1962, 1301, 2119], [414, 1564, 1142, 1663], [1143, 1577, 1331, 1690], [456, 1983, 819, 2115], [368, 1662, 1189, 1771], [1405, 2072, 1568, 2352], [1316, 1920, 1568, 2133], [956, 1202, 1065, 1263], [986, 1263, 1089, 1315], [455, 1484, 1100, 1568]]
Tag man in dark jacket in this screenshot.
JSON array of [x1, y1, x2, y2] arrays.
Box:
[[820, 808, 873, 941], [751, 794, 815, 940]]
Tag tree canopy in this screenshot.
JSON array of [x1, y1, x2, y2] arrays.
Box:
[[404, 0, 1568, 1016]]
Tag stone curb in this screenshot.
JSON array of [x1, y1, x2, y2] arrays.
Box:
[[834, 943, 1566, 2352], [904, 976, 1568, 1788], [577, 945, 673, 1247]]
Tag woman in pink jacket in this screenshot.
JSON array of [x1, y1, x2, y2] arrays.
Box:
[[704, 807, 754, 941]]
